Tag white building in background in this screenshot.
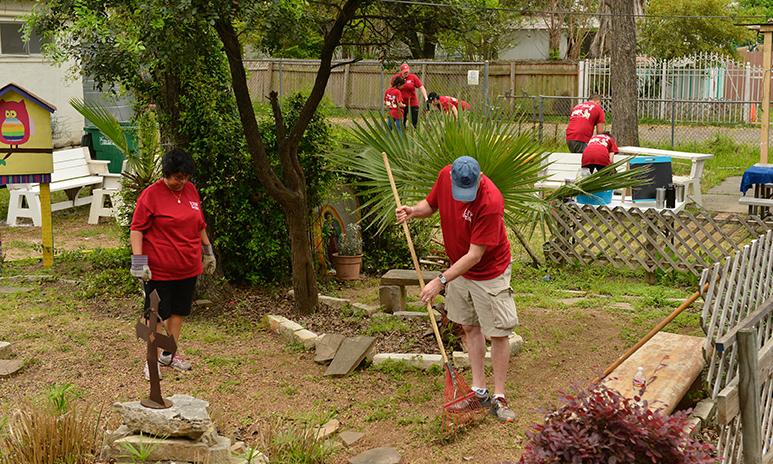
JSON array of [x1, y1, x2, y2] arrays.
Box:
[[0, 1, 83, 147], [500, 24, 569, 61]]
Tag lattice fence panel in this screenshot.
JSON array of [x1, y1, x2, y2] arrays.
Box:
[[700, 231, 773, 463], [544, 203, 773, 275]]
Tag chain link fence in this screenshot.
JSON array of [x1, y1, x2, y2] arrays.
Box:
[[494, 95, 765, 148]]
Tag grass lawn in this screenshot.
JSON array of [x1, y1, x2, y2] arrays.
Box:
[[0, 225, 707, 463]]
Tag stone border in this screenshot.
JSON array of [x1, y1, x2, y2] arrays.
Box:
[[268, 294, 525, 370]]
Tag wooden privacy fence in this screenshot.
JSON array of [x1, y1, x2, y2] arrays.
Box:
[[244, 59, 578, 111], [543, 203, 773, 276], [700, 231, 773, 464]]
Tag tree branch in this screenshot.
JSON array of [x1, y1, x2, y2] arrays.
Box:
[[214, 17, 296, 206], [330, 57, 361, 69], [287, 0, 363, 161]]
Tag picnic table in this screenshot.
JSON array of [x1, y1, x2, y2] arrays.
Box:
[[618, 146, 713, 206], [739, 163, 773, 218]]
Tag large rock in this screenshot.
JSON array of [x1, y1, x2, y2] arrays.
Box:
[[349, 447, 401, 464], [108, 434, 230, 463], [113, 394, 213, 440]]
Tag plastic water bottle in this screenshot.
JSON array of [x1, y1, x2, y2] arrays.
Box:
[[632, 367, 646, 391]]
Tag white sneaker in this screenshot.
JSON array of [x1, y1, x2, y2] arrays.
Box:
[[143, 360, 162, 381], [159, 353, 192, 371]]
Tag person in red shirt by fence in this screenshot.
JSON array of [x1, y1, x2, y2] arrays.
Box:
[[396, 156, 518, 423], [581, 131, 619, 173], [392, 63, 427, 128], [427, 92, 471, 118], [130, 148, 216, 380], [565, 95, 605, 153], [384, 76, 406, 133]]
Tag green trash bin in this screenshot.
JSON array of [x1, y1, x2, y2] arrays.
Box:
[[83, 123, 137, 174]]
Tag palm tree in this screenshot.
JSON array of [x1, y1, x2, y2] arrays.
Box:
[[332, 112, 643, 244]]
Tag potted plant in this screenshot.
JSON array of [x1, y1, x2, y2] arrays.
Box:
[[332, 223, 363, 280]]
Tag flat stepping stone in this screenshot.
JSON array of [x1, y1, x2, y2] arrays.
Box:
[[559, 297, 586, 306], [349, 447, 401, 464], [0, 341, 11, 358], [602, 332, 704, 414], [314, 419, 340, 440], [381, 269, 440, 286], [0, 359, 23, 377], [340, 430, 364, 447], [325, 336, 376, 377], [0, 286, 33, 294], [315, 334, 345, 364]]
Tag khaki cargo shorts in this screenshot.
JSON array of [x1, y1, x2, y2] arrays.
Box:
[[445, 267, 518, 338]]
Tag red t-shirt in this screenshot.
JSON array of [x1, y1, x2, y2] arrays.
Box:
[[566, 101, 605, 143], [131, 179, 206, 280], [582, 134, 619, 167], [426, 165, 511, 281], [439, 96, 471, 112], [384, 88, 403, 120], [392, 72, 423, 107]]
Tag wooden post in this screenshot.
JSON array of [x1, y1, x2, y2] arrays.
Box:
[[510, 62, 516, 112], [737, 328, 762, 464], [40, 182, 53, 268], [265, 61, 274, 101], [760, 28, 772, 164], [343, 64, 351, 110]]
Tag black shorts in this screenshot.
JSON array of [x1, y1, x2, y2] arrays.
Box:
[[143, 277, 197, 321], [567, 140, 587, 153], [583, 164, 607, 174]]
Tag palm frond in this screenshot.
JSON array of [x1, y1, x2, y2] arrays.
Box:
[[335, 112, 648, 243], [69, 98, 130, 157]]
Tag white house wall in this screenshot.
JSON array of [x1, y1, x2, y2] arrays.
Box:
[[0, 1, 83, 147], [499, 29, 569, 61]]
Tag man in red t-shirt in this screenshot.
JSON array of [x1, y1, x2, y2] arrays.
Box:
[[396, 156, 518, 423], [582, 131, 619, 173], [565, 94, 605, 153], [392, 63, 427, 128]]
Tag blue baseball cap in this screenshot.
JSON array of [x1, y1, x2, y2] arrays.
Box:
[[451, 156, 481, 202]]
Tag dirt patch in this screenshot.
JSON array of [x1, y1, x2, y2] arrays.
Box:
[[0, 207, 122, 261]]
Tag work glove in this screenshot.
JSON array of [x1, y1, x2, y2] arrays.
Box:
[[130, 255, 152, 281], [202, 244, 216, 275]]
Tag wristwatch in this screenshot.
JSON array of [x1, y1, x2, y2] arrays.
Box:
[[438, 273, 447, 286]]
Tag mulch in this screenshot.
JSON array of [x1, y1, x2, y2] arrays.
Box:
[[192, 279, 449, 354]]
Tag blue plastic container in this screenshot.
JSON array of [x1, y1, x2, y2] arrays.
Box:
[[576, 189, 613, 205]]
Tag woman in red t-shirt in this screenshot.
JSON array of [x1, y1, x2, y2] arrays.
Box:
[[130, 148, 216, 380]]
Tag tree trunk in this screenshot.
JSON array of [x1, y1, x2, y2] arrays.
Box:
[[589, 1, 611, 58], [609, 0, 639, 145], [548, 17, 562, 60], [284, 200, 318, 313]]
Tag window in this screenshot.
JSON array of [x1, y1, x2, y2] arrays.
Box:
[[0, 22, 41, 55]]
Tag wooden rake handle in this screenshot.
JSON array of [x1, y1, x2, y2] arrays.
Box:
[[595, 283, 708, 384], [382, 152, 450, 364]]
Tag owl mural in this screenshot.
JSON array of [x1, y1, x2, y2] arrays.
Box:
[[0, 99, 31, 146]]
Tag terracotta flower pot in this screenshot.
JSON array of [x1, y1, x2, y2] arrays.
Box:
[[332, 253, 363, 280]]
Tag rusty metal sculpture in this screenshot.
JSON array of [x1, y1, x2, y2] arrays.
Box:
[[135, 290, 177, 409]]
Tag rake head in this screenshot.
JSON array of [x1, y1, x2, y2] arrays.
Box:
[[441, 363, 485, 433]]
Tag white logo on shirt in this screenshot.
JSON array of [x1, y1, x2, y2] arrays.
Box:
[[189, 201, 200, 210], [571, 102, 595, 120], [462, 209, 473, 222]]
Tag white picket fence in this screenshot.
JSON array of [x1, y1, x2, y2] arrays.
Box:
[[578, 52, 765, 123]]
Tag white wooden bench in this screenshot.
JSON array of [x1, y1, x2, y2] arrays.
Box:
[[535, 152, 631, 190], [618, 146, 713, 206], [6, 147, 110, 226], [88, 160, 126, 224]]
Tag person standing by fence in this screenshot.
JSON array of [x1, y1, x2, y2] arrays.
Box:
[[384, 77, 406, 133], [392, 63, 427, 128], [565, 95, 605, 153]]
